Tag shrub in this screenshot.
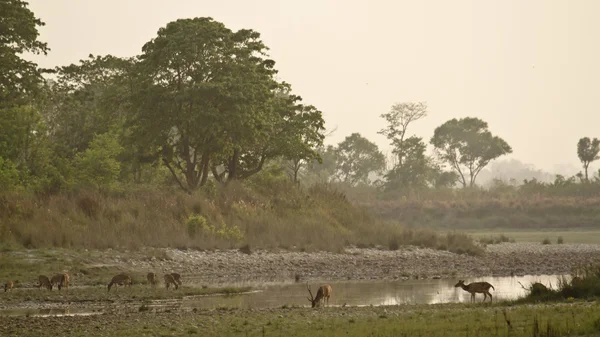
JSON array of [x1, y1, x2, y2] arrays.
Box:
[[185, 214, 209, 239], [557, 236, 564, 244], [542, 238, 551, 245]]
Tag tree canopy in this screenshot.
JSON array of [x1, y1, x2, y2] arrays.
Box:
[[430, 117, 512, 188], [577, 137, 600, 181]]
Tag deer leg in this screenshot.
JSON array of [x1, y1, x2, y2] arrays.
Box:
[[483, 293, 487, 302], [487, 292, 492, 302]]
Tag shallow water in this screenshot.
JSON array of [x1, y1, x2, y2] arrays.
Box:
[[0, 274, 569, 317], [184, 274, 568, 309]]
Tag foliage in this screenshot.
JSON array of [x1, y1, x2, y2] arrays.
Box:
[[430, 117, 512, 188], [577, 137, 600, 181], [0, 0, 49, 108], [333, 133, 385, 185], [74, 132, 123, 190]]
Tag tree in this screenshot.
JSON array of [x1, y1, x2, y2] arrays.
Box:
[[0, 0, 49, 108], [333, 133, 385, 185], [132, 17, 279, 192], [211, 84, 325, 184], [576, 137, 600, 181], [378, 101, 431, 192], [430, 117, 512, 188], [378, 102, 427, 167]]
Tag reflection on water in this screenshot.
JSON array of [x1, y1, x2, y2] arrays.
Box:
[[0, 274, 569, 317], [184, 274, 568, 309]]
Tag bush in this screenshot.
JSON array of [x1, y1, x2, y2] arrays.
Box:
[[557, 236, 564, 244], [542, 238, 551, 245], [186, 214, 209, 239]]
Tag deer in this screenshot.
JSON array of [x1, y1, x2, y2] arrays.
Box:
[[50, 272, 70, 291], [170, 273, 182, 286], [306, 282, 332, 308], [107, 273, 132, 292], [147, 272, 158, 286], [164, 274, 179, 290], [37, 275, 53, 290], [4, 281, 14, 292], [454, 280, 495, 302]]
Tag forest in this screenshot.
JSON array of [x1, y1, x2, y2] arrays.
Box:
[[2, 1, 600, 252]]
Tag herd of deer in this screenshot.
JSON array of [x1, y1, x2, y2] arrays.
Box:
[[3, 272, 496, 306]]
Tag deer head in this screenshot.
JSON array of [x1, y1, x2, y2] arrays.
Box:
[[306, 283, 320, 308]]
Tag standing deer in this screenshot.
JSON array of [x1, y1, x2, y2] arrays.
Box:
[[454, 280, 495, 302], [4, 281, 14, 292], [50, 272, 69, 291], [306, 283, 332, 308], [147, 272, 158, 286]]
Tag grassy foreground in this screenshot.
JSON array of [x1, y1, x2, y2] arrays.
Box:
[[2, 302, 600, 337]]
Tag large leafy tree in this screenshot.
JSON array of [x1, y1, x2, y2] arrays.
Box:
[[45, 54, 134, 158], [0, 0, 49, 108], [577, 137, 600, 182], [333, 133, 385, 185], [133, 17, 322, 192], [211, 83, 325, 184], [430, 117, 512, 188]]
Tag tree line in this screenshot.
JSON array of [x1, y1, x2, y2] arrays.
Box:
[[1, 1, 597, 197]]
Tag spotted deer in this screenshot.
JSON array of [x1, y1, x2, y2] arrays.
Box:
[[164, 274, 179, 290], [107, 273, 132, 292], [37, 275, 53, 290], [51, 272, 70, 291], [170, 273, 182, 286], [147, 272, 158, 286], [454, 280, 495, 302], [306, 283, 332, 308], [4, 281, 14, 292]]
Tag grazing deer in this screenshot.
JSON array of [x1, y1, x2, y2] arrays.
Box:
[[454, 280, 495, 302], [306, 283, 332, 308], [107, 273, 132, 292], [38, 275, 53, 290], [147, 272, 158, 286], [4, 281, 14, 292], [170, 273, 182, 286], [51, 273, 69, 291], [164, 274, 179, 290]]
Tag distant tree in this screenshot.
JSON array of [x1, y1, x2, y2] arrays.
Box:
[[333, 133, 385, 185], [430, 117, 512, 188], [303, 145, 339, 184], [378, 102, 427, 167], [576, 137, 600, 181], [0, 0, 49, 108], [378, 102, 431, 192]]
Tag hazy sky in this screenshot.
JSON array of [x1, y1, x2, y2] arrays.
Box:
[[25, 0, 600, 175]]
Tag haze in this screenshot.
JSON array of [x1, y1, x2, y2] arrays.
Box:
[[25, 0, 600, 176]]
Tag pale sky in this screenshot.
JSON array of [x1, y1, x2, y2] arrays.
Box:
[[25, 0, 600, 175]]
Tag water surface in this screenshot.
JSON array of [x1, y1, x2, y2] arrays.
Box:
[[0, 274, 568, 317]]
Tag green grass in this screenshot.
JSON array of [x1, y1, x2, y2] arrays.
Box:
[[2, 302, 600, 336]]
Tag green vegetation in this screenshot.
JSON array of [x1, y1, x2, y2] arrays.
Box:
[[517, 264, 600, 304], [2, 302, 600, 337]]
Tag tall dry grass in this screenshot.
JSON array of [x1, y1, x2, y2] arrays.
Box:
[[0, 176, 483, 255]]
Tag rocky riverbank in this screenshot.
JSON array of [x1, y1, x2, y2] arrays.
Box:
[[98, 242, 600, 286]]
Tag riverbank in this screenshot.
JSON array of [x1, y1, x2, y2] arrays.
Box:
[[3, 242, 600, 288]]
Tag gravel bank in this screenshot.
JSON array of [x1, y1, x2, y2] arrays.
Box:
[[110, 242, 600, 286]]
